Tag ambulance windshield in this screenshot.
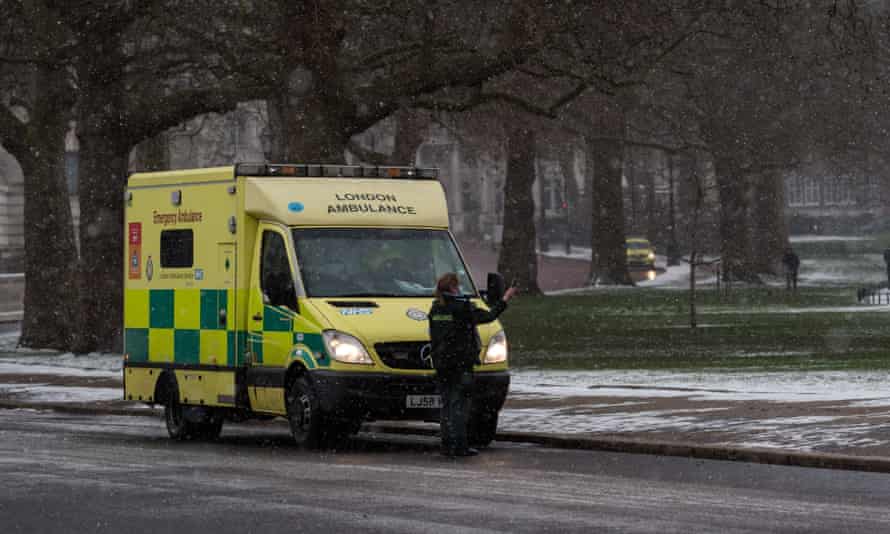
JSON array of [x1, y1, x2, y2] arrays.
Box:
[[292, 228, 476, 298]]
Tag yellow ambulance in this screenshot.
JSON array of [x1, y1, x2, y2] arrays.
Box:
[[123, 163, 509, 448]]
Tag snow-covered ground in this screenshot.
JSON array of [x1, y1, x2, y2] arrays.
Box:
[[790, 235, 873, 243], [0, 354, 121, 376], [537, 245, 593, 262], [0, 383, 121, 402], [509, 369, 890, 404]]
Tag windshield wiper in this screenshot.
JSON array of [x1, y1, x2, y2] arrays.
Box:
[[328, 293, 413, 298]]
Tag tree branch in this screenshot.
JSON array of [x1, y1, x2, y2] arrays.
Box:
[[0, 104, 29, 163]]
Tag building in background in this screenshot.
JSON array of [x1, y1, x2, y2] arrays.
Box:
[[0, 147, 24, 272], [784, 170, 888, 235]]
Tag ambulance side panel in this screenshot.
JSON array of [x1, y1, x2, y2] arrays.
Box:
[[123, 177, 240, 407]]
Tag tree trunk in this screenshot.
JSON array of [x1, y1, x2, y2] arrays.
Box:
[[282, 1, 350, 163], [750, 170, 789, 274], [265, 94, 291, 162], [72, 34, 129, 353], [714, 157, 761, 283], [18, 62, 79, 350], [588, 137, 633, 285], [131, 133, 168, 172], [688, 170, 705, 329], [497, 126, 541, 295], [284, 95, 350, 162], [391, 109, 426, 164], [646, 162, 657, 243], [72, 130, 128, 353]]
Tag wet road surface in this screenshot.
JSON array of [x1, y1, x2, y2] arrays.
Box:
[[2, 410, 890, 533]]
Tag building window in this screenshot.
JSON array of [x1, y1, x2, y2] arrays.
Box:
[[866, 176, 880, 205], [803, 177, 819, 206], [787, 175, 805, 207], [160, 229, 193, 268], [823, 177, 855, 206]]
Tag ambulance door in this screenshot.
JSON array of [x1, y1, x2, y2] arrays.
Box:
[[247, 225, 298, 413]]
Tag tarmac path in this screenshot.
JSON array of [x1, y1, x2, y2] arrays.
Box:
[[2, 409, 890, 533]]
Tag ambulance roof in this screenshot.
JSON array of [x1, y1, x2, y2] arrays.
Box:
[[245, 177, 449, 228], [127, 164, 450, 228], [128, 166, 234, 188]]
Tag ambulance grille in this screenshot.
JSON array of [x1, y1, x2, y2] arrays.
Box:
[[374, 342, 433, 370]]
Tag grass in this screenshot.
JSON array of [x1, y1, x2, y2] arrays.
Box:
[[500, 287, 890, 371]]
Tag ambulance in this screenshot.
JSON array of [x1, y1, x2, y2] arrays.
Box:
[[123, 163, 510, 449]]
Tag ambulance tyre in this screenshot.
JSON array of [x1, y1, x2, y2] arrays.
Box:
[[163, 379, 199, 441], [468, 409, 499, 448], [286, 375, 324, 449]]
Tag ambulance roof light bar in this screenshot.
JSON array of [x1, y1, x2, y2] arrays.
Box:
[[235, 163, 438, 180]]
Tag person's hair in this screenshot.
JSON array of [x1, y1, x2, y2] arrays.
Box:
[[434, 272, 460, 304]]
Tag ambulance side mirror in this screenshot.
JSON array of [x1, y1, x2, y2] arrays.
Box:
[[484, 272, 505, 307]]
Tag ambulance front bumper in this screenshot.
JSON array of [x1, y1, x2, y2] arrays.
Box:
[[309, 370, 510, 421]]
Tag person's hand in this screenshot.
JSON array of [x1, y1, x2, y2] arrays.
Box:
[[503, 286, 518, 302]]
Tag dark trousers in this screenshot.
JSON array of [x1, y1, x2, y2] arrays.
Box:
[[785, 270, 798, 291], [437, 369, 474, 453]]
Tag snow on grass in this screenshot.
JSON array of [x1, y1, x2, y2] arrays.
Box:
[[0, 383, 121, 402], [510, 369, 890, 403], [538, 246, 593, 261], [0, 353, 122, 375], [729, 350, 813, 358], [638, 264, 713, 289], [791, 235, 873, 243], [698, 304, 890, 314], [0, 330, 20, 352]]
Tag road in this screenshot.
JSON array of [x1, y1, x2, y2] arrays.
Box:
[[1, 409, 890, 533]]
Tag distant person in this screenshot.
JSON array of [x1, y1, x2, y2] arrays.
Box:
[[428, 272, 517, 457], [883, 247, 890, 288], [782, 247, 800, 291]]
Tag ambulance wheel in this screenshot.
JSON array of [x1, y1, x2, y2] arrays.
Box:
[[286, 376, 324, 449], [164, 382, 198, 440], [468, 409, 499, 448]]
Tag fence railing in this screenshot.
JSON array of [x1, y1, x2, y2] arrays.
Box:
[[856, 286, 890, 305]]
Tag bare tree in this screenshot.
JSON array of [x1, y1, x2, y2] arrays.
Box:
[[0, 1, 78, 349]]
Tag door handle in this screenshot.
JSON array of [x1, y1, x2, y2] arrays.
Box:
[[252, 313, 262, 321]]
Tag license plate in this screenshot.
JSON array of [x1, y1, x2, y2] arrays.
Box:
[[406, 395, 441, 409]]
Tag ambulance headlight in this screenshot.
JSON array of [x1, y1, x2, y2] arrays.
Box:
[[484, 330, 508, 364], [323, 331, 373, 365], [647, 252, 655, 261]]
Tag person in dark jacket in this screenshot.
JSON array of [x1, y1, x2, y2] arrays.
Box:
[[428, 272, 517, 457], [782, 247, 800, 291]]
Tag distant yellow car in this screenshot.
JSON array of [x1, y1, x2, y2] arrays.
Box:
[[626, 237, 656, 268]]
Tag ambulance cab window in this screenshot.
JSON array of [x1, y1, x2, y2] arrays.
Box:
[[160, 229, 193, 268], [292, 228, 476, 298], [260, 231, 296, 310]]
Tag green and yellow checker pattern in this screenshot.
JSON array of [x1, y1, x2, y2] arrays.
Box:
[[125, 288, 241, 366]]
